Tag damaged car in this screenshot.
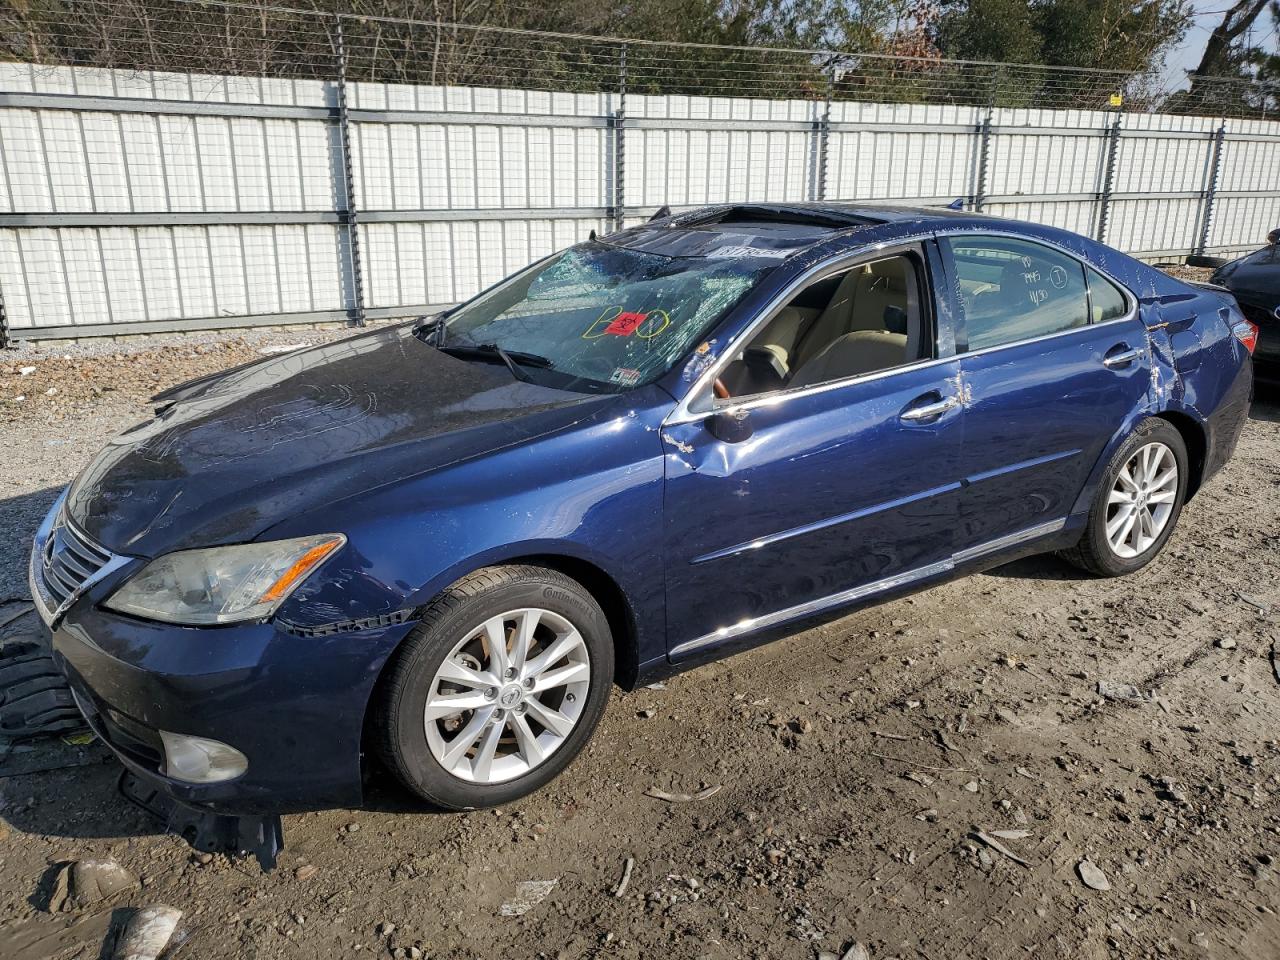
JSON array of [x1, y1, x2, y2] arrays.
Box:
[[30, 203, 1255, 865]]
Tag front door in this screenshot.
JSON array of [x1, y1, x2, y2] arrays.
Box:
[[660, 246, 964, 660], [941, 233, 1153, 550]]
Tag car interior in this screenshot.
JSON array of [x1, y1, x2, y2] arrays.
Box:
[[717, 254, 928, 399]]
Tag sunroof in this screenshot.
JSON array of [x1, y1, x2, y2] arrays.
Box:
[[678, 204, 881, 230]]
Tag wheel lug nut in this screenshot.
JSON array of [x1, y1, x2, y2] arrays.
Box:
[[504, 668, 517, 680], [523, 678, 535, 690], [485, 687, 497, 699], [493, 708, 505, 722]]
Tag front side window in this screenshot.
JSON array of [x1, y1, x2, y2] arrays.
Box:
[[947, 236, 1090, 352], [716, 252, 932, 400], [437, 242, 778, 393]]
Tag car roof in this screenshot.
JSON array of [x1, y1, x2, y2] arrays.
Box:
[[606, 201, 1195, 307], [603, 202, 984, 260]]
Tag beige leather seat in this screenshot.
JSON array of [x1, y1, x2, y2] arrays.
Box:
[[725, 256, 915, 396], [792, 259, 908, 369], [789, 329, 908, 388], [751, 305, 816, 377]]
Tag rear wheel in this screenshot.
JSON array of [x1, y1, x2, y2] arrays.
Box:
[[375, 566, 613, 809], [1059, 417, 1188, 577]]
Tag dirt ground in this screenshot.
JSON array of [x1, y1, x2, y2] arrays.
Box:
[[2, 307, 1279, 960]]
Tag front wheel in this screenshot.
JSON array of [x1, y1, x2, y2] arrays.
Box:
[[375, 565, 613, 810], [1059, 417, 1189, 577]]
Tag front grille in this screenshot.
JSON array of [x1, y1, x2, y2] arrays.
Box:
[[41, 516, 112, 610]]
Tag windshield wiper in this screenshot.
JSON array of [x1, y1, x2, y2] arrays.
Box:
[[437, 342, 553, 383], [412, 315, 448, 347]]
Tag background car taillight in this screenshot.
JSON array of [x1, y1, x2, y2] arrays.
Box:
[[1232, 317, 1260, 354]]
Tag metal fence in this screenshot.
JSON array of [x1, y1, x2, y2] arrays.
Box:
[[1, 1, 1279, 342]]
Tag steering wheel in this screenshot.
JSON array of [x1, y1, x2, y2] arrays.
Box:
[[713, 378, 730, 401]]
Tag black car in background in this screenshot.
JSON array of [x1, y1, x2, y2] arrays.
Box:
[[1212, 229, 1280, 377]]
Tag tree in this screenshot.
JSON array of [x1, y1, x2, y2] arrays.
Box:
[[1188, 0, 1271, 82], [935, 0, 1041, 63], [934, 0, 1190, 72], [1176, 0, 1279, 114]]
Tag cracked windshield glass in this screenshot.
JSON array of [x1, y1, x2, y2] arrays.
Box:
[[438, 241, 778, 391]]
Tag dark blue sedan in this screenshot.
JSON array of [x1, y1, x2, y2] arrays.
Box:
[[29, 203, 1255, 862]]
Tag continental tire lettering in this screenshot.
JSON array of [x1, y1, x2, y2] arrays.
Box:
[[542, 586, 576, 605]]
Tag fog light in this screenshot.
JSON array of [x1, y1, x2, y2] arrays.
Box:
[[159, 731, 248, 784]]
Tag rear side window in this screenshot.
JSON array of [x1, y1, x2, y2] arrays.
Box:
[[1088, 268, 1128, 322], [947, 236, 1090, 352]]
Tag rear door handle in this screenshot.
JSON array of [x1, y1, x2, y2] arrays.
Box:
[[1102, 345, 1141, 368], [900, 394, 960, 422]]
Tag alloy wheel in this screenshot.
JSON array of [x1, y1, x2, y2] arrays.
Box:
[[1105, 441, 1178, 559], [423, 607, 591, 784]]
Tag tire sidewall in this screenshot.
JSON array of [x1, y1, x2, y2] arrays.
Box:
[[1091, 419, 1189, 575], [387, 575, 613, 810]]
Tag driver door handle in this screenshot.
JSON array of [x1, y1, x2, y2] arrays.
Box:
[[900, 394, 960, 422]]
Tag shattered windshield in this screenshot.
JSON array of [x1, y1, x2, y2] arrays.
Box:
[[433, 241, 778, 392]]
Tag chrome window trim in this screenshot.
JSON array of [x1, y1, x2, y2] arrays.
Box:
[[663, 228, 1141, 429], [949, 311, 1139, 363]]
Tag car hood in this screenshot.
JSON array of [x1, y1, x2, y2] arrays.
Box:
[[1214, 248, 1280, 311], [66, 325, 617, 556]]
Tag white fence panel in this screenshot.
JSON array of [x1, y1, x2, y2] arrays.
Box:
[[1, 63, 1278, 338]]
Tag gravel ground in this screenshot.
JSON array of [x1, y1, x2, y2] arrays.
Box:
[[3, 293, 1280, 960]]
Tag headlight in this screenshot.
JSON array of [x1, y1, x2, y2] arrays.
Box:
[[104, 534, 345, 625]]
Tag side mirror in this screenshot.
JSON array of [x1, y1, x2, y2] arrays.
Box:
[[706, 406, 753, 443], [1268, 228, 1280, 246]]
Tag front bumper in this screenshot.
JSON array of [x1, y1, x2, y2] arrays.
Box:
[[50, 602, 414, 816], [30, 505, 417, 823]]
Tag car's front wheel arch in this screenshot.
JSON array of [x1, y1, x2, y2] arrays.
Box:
[[366, 563, 619, 808], [505, 554, 641, 689], [357, 556, 640, 796]]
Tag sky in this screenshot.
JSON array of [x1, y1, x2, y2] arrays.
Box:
[[1161, 0, 1280, 90]]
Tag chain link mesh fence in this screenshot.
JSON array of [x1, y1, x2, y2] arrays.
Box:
[[4, 0, 1277, 115]]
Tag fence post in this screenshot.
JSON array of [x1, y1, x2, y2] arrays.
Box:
[[0, 282, 8, 350], [333, 18, 367, 327], [1094, 110, 1122, 243], [611, 44, 627, 232], [813, 62, 834, 201], [973, 106, 993, 211], [1194, 122, 1226, 257]]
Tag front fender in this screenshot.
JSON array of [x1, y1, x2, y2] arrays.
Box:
[[265, 397, 672, 671]]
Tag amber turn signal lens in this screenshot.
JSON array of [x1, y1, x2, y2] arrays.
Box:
[[257, 537, 344, 604]]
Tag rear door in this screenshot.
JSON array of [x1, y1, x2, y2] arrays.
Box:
[[941, 233, 1151, 551]]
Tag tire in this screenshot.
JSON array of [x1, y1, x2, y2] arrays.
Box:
[[375, 565, 614, 810], [1059, 417, 1189, 577], [0, 640, 86, 740]]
